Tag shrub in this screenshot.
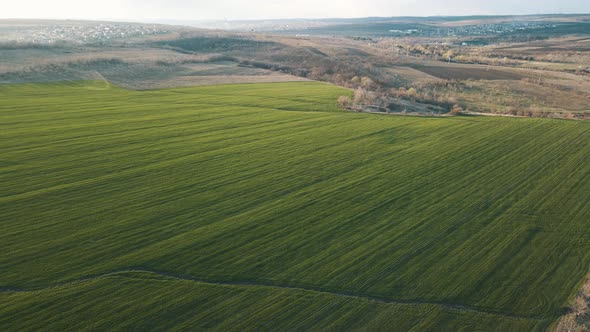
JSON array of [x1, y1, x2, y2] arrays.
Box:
[[337, 96, 352, 108]]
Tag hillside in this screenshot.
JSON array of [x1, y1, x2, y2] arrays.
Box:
[[2, 81, 590, 330], [2, 18, 589, 119]]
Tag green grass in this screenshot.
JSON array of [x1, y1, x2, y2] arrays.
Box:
[[1, 81, 590, 331]]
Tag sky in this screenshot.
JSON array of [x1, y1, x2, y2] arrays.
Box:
[[2, 0, 590, 21]]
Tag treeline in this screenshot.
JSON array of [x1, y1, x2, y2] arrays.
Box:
[[337, 79, 463, 115], [156, 36, 281, 54], [0, 40, 71, 50]]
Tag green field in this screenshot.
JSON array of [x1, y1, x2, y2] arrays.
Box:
[[1, 81, 590, 330]]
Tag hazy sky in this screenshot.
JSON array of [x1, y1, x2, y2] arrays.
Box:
[[2, 0, 590, 21]]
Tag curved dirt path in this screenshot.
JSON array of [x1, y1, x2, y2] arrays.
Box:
[[0, 268, 543, 321]]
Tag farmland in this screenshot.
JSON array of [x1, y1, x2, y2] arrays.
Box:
[[410, 64, 525, 81], [2, 81, 590, 330]]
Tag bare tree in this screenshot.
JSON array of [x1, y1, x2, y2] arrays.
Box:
[[337, 96, 352, 108]]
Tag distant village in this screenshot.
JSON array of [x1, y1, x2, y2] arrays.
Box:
[[388, 22, 559, 37], [4, 23, 169, 45], [445, 22, 557, 36]]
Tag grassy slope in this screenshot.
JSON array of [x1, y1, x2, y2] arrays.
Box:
[[1, 81, 590, 330]]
